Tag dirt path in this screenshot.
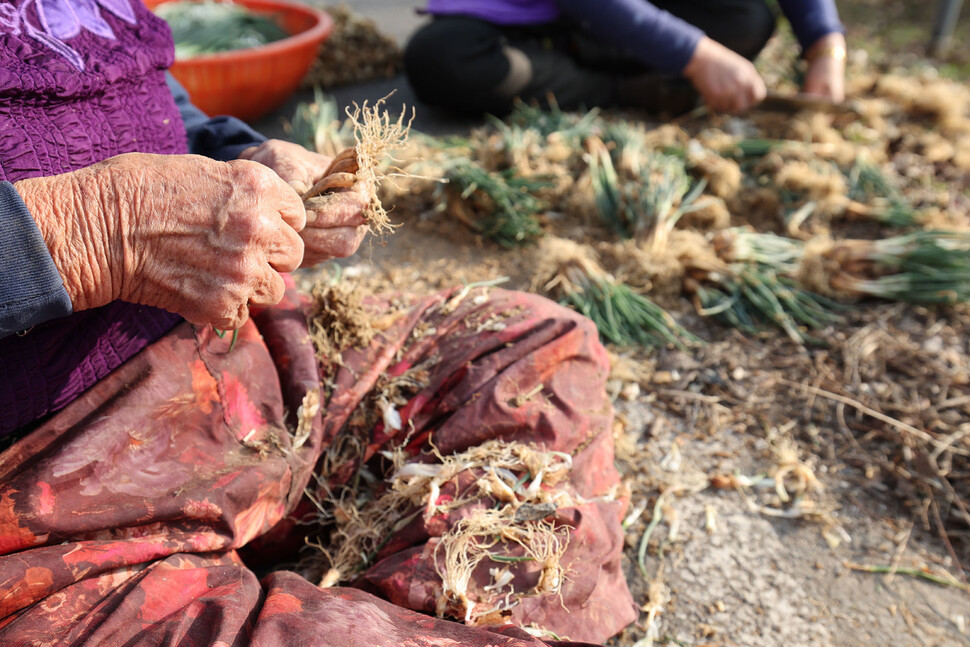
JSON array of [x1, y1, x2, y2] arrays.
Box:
[[609, 394, 970, 647]]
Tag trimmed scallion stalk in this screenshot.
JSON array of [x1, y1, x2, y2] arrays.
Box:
[[444, 158, 546, 247], [560, 270, 699, 349], [827, 230, 970, 304]]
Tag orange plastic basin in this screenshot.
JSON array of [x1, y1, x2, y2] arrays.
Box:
[[147, 0, 333, 122]]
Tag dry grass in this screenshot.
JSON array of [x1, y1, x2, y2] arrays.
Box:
[[305, 272, 378, 365]]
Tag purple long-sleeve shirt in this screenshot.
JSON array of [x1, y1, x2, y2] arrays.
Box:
[[0, 74, 264, 340], [424, 0, 844, 73], [0, 0, 267, 436]]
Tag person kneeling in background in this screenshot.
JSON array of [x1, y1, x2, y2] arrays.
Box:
[[405, 0, 847, 117]]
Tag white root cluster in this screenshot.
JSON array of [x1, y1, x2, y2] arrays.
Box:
[[345, 95, 414, 233], [316, 439, 575, 625]]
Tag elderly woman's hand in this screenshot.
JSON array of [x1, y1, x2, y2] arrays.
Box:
[[684, 36, 767, 113], [239, 139, 369, 267], [15, 152, 305, 330], [802, 32, 847, 103]]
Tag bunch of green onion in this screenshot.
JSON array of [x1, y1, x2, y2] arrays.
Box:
[[589, 139, 706, 251], [559, 269, 699, 349], [828, 230, 970, 304], [443, 158, 547, 247], [694, 266, 842, 345], [699, 229, 843, 344], [156, 0, 289, 58], [588, 137, 635, 237]]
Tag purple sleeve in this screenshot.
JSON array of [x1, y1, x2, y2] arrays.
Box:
[[554, 0, 704, 74], [777, 0, 844, 52], [0, 182, 72, 338]]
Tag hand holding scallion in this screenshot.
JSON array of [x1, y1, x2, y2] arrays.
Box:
[[239, 139, 369, 268], [16, 152, 305, 330], [684, 36, 767, 113], [802, 32, 847, 103]]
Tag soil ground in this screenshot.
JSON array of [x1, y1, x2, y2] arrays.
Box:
[[252, 2, 970, 645], [300, 203, 970, 647]]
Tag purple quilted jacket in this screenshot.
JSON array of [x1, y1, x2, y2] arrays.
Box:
[[0, 0, 186, 435]]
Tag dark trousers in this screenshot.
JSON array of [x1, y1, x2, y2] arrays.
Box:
[[404, 0, 776, 116]]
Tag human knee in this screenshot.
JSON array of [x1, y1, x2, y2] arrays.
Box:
[[403, 24, 465, 100], [728, 0, 777, 60], [404, 19, 510, 113]]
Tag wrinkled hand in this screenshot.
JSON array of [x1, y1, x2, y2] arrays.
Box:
[[300, 187, 369, 267], [802, 33, 846, 103], [684, 36, 767, 113], [239, 139, 369, 267], [16, 152, 305, 329]]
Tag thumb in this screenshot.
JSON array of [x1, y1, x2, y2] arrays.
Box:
[[287, 178, 310, 195]]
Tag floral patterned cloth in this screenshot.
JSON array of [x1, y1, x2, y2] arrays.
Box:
[[0, 278, 637, 645]]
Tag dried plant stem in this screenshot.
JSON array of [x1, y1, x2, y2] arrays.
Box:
[[637, 490, 676, 579], [844, 562, 969, 591], [778, 378, 970, 458], [309, 439, 575, 622]]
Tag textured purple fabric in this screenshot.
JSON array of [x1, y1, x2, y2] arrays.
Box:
[[0, 0, 187, 436], [425, 0, 560, 25]]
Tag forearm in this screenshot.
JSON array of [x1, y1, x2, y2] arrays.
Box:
[[554, 0, 704, 74], [166, 72, 267, 161], [12, 152, 306, 332], [13, 169, 125, 315], [0, 182, 73, 337], [777, 0, 844, 53]]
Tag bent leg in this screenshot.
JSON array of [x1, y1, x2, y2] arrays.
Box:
[[405, 16, 512, 115], [404, 16, 613, 115], [405, 2, 774, 116]]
